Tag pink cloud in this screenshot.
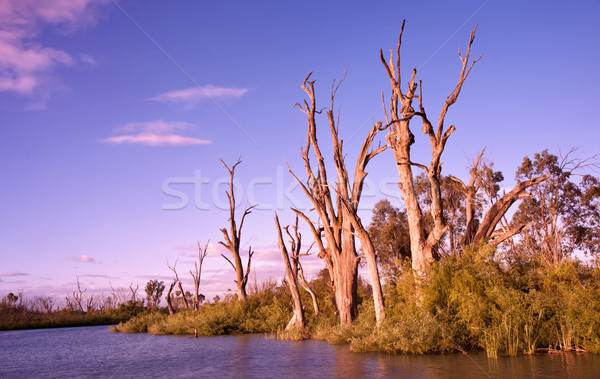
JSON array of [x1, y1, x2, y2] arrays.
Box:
[[101, 120, 211, 147], [1, 271, 30, 277], [67, 254, 96, 263], [102, 134, 211, 147], [149, 85, 248, 108], [80, 273, 111, 278], [0, 0, 106, 95], [0, 0, 102, 25], [115, 120, 192, 134], [79, 53, 96, 66]]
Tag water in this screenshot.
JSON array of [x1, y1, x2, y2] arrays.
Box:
[[1, 325, 599, 378]]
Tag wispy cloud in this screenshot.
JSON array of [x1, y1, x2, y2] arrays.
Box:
[[149, 85, 248, 109], [79, 52, 96, 66], [135, 274, 173, 281], [0, 0, 106, 95], [1, 271, 30, 277], [80, 273, 111, 278], [67, 254, 96, 263], [101, 120, 211, 147]]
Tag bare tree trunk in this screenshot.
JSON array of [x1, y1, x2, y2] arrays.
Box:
[[452, 150, 550, 247], [275, 214, 305, 330], [190, 241, 209, 310], [177, 281, 189, 309], [285, 216, 319, 316], [165, 280, 176, 316], [356, 227, 385, 322], [168, 260, 189, 309], [73, 276, 86, 312], [470, 175, 549, 244], [297, 265, 319, 316], [218, 159, 255, 302], [380, 21, 481, 278], [85, 292, 95, 312], [290, 72, 386, 324], [335, 234, 359, 325], [128, 283, 139, 304], [109, 281, 118, 309]]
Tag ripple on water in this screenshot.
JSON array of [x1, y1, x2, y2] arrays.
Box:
[[1, 326, 599, 378]]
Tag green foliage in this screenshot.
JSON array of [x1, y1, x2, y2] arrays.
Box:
[[115, 282, 307, 336], [512, 149, 600, 264], [112, 246, 600, 357], [2, 292, 19, 306], [368, 199, 411, 282], [145, 279, 165, 308], [313, 244, 600, 356], [275, 325, 309, 341]]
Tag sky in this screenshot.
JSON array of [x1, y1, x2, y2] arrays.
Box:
[[1, 0, 599, 303]]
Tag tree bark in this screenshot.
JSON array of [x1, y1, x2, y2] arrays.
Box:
[[218, 159, 255, 302], [289, 72, 386, 324], [335, 231, 359, 325], [469, 175, 549, 245], [165, 280, 176, 316], [453, 150, 550, 248], [275, 214, 305, 330], [297, 265, 319, 316], [190, 241, 208, 310], [380, 21, 481, 278], [285, 216, 320, 316], [168, 260, 189, 309], [177, 281, 189, 309]]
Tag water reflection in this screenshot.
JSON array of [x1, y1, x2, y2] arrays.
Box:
[[1, 326, 599, 378]]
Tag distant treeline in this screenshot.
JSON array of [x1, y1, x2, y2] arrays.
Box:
[[0, 292, 147, 331]]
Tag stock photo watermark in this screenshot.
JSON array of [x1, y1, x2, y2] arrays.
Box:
[[161, 165, 403, 211]]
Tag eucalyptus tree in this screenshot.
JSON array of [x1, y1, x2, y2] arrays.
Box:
[[511, 149, 600, 264], [380, 22, 547, 276], [289, 73, 387, 325], [144, 279, 164, 308], [218, 159, 256, 302]]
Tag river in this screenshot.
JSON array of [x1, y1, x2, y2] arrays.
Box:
[[1, 325, 598, 378]]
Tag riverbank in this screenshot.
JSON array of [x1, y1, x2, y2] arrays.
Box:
[[0, 304, 147, 331], [112, 247, 600, 357]]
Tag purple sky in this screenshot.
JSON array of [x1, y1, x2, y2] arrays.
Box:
[[1, 0, 599, 302]]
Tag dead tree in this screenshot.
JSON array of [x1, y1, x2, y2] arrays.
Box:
[[275, 213, 305, 330], [85, 292, 95, 312], [168, 260, 189, 309], [289, 72, 386, 324], [380, 21, 482, 278], [165, 279, 177, 316], [190, 241, 209, 310], [109, 281, 117, 308], [128, 283, 139, 305], [72, 276, 85, 312], [450, 149, 549, 247], [285, 215, 319, 316], [109, 281, 128, 307], [218, 159, 256, 302]]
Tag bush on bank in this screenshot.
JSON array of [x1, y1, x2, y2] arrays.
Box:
[[113, 245, 600, 356]]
